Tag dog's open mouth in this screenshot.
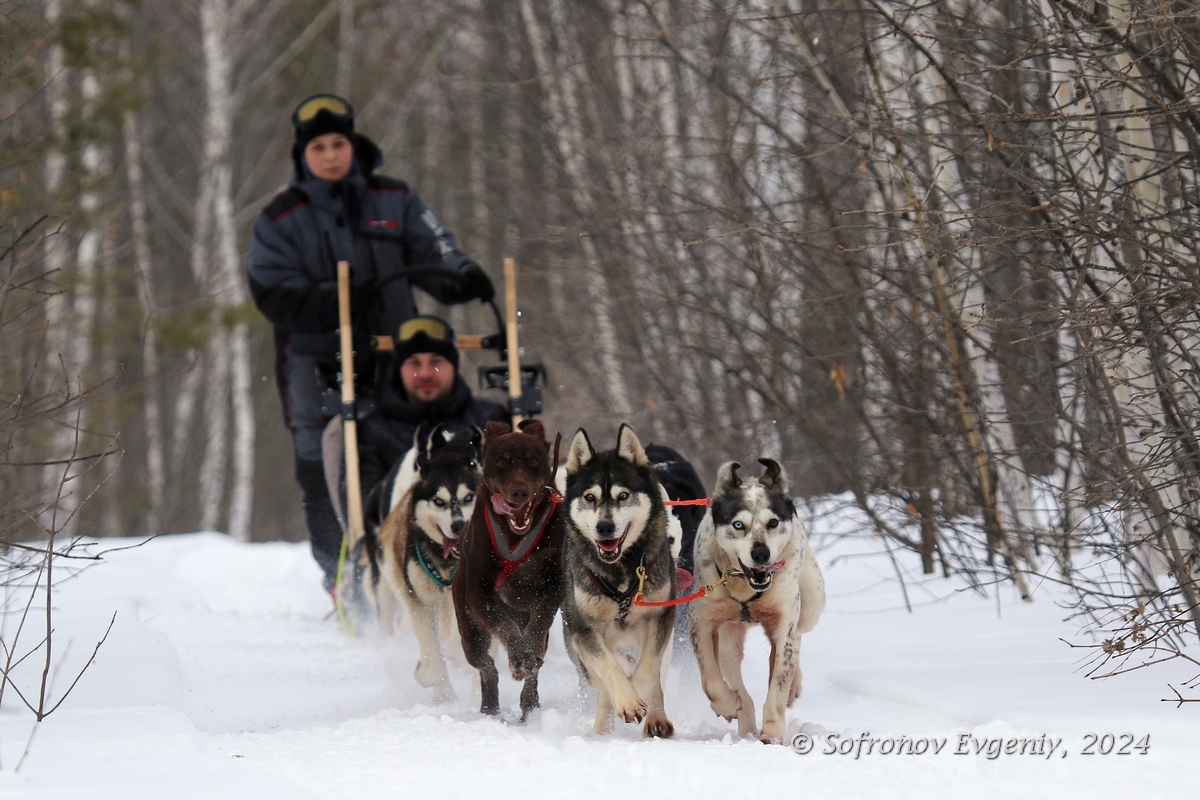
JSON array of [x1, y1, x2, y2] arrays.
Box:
[[594, 524, 630, 564], [441, 531, 460, 560], [491, 493, 536, 533], [740, 559, 786, 591]]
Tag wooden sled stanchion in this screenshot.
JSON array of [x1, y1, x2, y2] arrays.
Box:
[[503, 258, 524, 425], [335, 260, 365, 635]]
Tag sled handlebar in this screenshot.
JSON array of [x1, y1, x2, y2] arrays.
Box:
[[369, 333, 496, 352], [364, 264, 505, 354]]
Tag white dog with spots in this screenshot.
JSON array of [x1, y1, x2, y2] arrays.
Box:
[[689, 458, 825, 744]]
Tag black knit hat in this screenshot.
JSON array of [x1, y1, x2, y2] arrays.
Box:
[[394, 315, 459, 370], [292, 94, 355, 151]]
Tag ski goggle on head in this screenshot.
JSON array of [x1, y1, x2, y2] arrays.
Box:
[[395, 315, 459, 369], [293, 94, 353, 127], [292, 94, 355, 148], [397, 316, 452, 344]]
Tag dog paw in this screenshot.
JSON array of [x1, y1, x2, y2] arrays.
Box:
[[759, 722, 785, 744], [614, 693, 648, 724], [509, 652, 544, 681], [709, 693, 741, 722], [643, 713, 674, 739], [414, 659, 445, 689]]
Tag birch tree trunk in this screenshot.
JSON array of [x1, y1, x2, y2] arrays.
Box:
[[195, 0, 255, 540], [337, 0, 354, 98], [123, 108, 166, 536], [519, 0, 632, 417], [919, 2, 1047, 569], [39, 0, 80, 532], [76, 52, 113, 524]]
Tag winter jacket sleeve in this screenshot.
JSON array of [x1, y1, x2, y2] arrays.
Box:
[[399, 187, 490, 306], [247, 200, 341, 334]]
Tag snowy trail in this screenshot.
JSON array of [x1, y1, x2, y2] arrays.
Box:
[[2, 519, 1198, 799]]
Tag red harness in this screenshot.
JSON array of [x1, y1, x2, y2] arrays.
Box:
[[484, 489, 563, 589]]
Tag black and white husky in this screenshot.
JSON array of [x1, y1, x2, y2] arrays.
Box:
[[690, 459, 825, 744], [562, 424, 677, 737], [372, 424, 481, 700]]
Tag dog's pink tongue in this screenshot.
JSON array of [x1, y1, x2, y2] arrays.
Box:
[[491, 493, 515, 516], [443, 537, 458, 560], [676, 568, 694, 591]]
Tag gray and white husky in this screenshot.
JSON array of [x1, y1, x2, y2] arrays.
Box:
[[562, 424, 677, 737], [373, 424, 481, 700], [690, 459, 825, 744]]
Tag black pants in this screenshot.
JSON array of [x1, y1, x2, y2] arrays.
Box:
[[276, 340, 342, 582]]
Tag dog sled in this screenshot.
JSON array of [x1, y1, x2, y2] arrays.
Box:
[[328, 258, 546, 632]]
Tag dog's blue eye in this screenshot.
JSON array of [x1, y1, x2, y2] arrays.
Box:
[[463, 493, 474, 503], [434, 498, 447, 507], [732, 521, 745, 531], [584, 493, 596, 504], [617, 491, 629, 502]]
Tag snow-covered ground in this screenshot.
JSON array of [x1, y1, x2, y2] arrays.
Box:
[[2, 500, 1198, 799]]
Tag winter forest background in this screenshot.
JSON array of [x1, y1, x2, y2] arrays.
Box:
[[3, 0, 1200, 689]]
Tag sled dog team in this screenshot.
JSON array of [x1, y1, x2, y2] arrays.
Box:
[[362, 419, 825, 744]]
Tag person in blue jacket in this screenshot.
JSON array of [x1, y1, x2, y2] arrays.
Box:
[[247, 94, 494, 589]]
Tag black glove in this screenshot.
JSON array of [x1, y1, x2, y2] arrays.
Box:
[[458, 260, 495, 303]]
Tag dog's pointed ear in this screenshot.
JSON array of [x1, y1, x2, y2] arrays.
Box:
[[716, 461, 742, 492], [414, 421, 433, 469], [483, 420, 511, 447], [430, 422, 448, 449], [567, 428, 594, 474], [517, 419, 546, 442], [413, 420, 430, 450], [757, 458, 787, 492], [616, 424, 649, 467]]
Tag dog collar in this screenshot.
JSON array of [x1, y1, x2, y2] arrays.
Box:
[[484, 488, 562, 590], [414, 539, 456, 588]]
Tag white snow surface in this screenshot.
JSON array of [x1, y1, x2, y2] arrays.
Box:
[[3, 498, 1198, 799]]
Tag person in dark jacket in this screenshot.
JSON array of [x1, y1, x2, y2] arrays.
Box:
[[356, 315, 508, 496], [247, 94, 495, 586]]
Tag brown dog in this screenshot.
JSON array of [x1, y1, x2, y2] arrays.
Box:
[[451, 419, 565, 720]]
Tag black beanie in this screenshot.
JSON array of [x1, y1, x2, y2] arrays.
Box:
[[292, 94, 355, 151], [394, 315, 460, 371]]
